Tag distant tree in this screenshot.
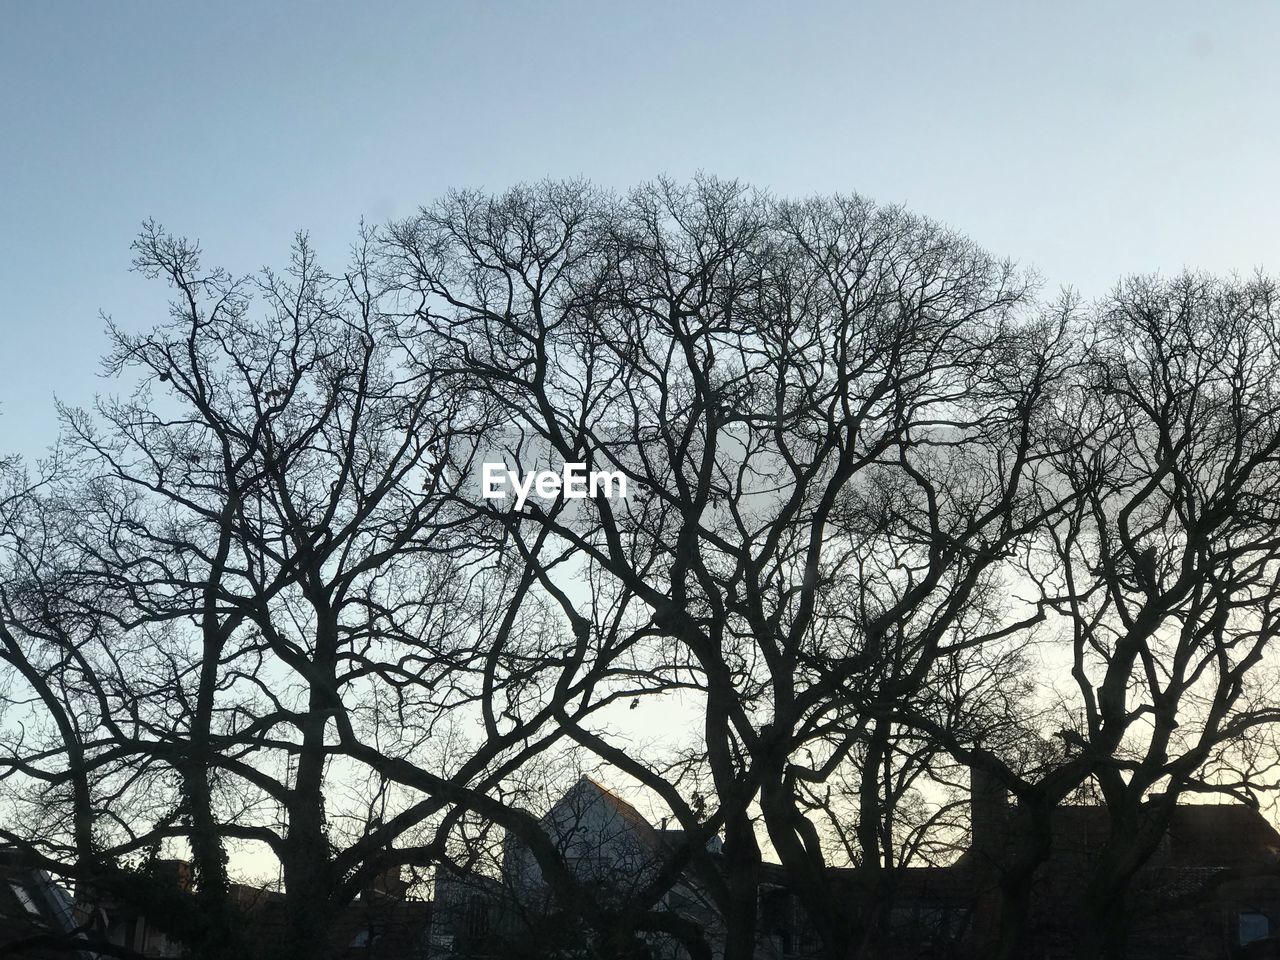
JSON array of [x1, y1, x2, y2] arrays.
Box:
[[904, 273, 1280, 960], [1042, 273, 1280, 960]]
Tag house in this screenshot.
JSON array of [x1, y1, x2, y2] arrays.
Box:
[[430, 776, 722, 959], [74, 858, 191, 958], [864, 771, 1280, 960], [69, 860, 432, 960], [429, 773, 1280, 960], [968, 789, 1280, 959], [23, 773, 1278, 960], [0, 847, 92, 960], [327, 895, 434, 960]]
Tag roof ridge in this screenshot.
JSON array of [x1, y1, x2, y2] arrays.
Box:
[[578, 776, 656, 833]]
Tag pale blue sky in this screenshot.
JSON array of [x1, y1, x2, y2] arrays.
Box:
[[3, 0, 1278, 458]]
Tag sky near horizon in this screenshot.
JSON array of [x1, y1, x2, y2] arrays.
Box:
[[2, 0, 1279, 460]]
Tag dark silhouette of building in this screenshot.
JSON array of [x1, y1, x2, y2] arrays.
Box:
[[18, 775, 1280, 959], [967, 783, 1280, 959], [64, 859, 431, 960], [0, 847, 92, 960], [431, 774, 1280, 960]]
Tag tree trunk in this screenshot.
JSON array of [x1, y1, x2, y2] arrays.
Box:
[[279, 840, 335, 960], [720, 807, 762, 960], [991, 872, 1035, 960], [986, 799, 1052, 960], [276, 604, 339, 960], [182, 762, 241, 959], [851, 722, 892, 958], [760, 775, 854, 960], [1074, 789, 1175, 960], [1077, 879, 1130, 960]]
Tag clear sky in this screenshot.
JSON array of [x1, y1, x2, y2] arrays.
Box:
[[3, 0, 1278, 459]]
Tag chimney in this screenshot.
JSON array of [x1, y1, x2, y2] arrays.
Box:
[[151, 859, 192, 891], [970, 766, 1009, 855], [361, 864, 408, 900]]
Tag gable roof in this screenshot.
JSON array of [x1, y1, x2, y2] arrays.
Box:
[[1047, 802, 1280, 868], [0, 849, 88, 960], [577, 777, 657, 836], [1165, 803, 1280, 867]]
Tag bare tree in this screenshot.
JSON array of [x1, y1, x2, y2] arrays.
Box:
[[382, 177, 1090, 960], [0, 224, 553, 958], [11, 183, 1280, 960], [1040, 273, 1280, 959], [0, 219, 730, 960]]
